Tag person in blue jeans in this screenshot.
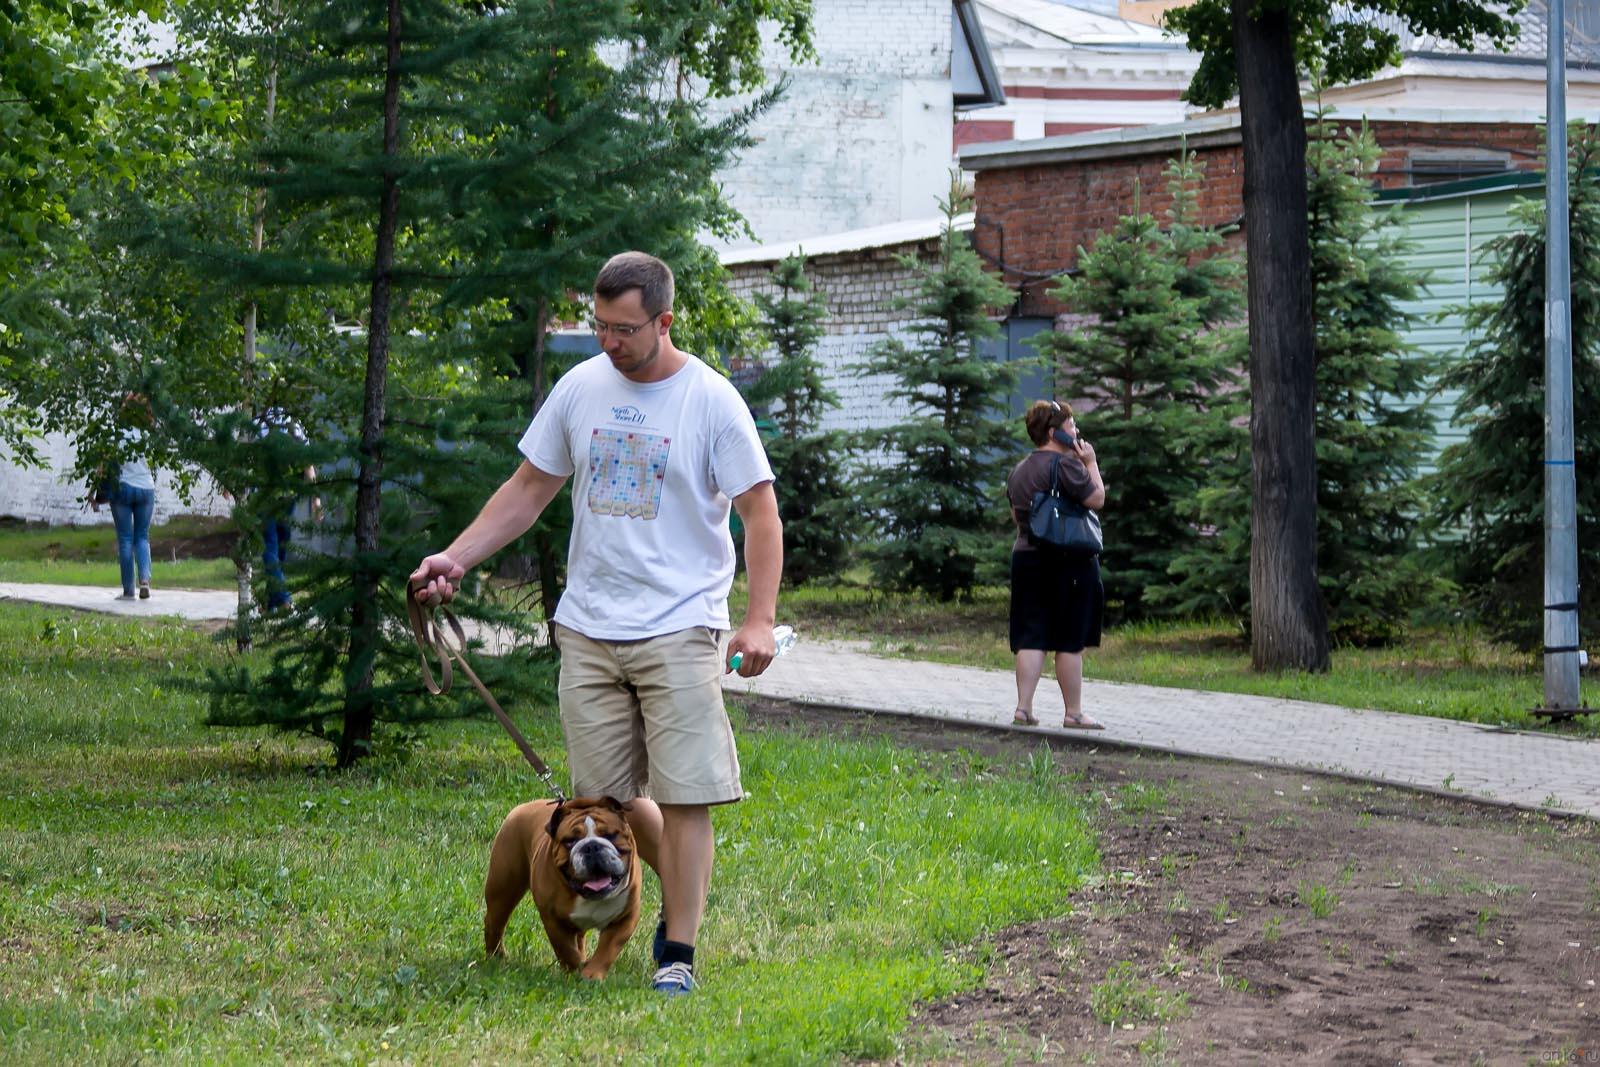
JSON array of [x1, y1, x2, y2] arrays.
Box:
[[109, 477, 156, 600], [261, 513, 294, 610], [92, 396, 159, 600]]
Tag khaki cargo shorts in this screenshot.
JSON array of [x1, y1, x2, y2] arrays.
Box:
[[553, 623, 743, 806]]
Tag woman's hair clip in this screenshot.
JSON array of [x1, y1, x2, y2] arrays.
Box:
[[1049, 400, 1061, 412]]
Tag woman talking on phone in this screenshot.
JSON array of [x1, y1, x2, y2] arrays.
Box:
[[1005, 400, 1107, 729]]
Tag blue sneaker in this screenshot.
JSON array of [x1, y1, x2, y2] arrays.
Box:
[[652, 916, 667, 965], [652, 962, 695, 996]]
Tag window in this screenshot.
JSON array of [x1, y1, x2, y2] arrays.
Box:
[[1408, 151, 1511, 185]]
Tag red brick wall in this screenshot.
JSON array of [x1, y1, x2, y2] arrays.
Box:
[[953, 119, 1015, 151], [1370, 121, 1542, 187], [972, 119, 1543, 316]]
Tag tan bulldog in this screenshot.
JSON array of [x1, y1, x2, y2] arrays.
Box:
[[482, 796, 641, 980]]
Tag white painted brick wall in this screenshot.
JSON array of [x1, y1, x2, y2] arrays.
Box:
[[717, 0, 954, 247], [0, 433, 231, 527], [729, 235, 942, 435], [809, 333, 916, 435], [753, 0, 948, 73]]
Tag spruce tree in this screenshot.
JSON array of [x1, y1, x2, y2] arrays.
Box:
[[1036, 154, 1242, 621], [1429, 124, 1600, 648], [1305, 112, 1437, 642], [428, 2, 786, 632], [1163, 120, 1439, 639], [853, 183, 1019, 601], [161, 0, 784, 765], [742, 253, 854, 584]]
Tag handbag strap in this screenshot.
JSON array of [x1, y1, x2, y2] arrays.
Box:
[[1046, 453, 1064, 500]]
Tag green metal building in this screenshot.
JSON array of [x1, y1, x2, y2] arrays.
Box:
[[1376, 171, 1545, 475]]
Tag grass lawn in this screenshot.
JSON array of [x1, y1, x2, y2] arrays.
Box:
[[753, 581, 1600, 737], [0, 517, 237, 589], [0, 601, 1098, 1064]]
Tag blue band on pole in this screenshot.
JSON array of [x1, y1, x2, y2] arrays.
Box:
[[1545, 459, 1575, 466]]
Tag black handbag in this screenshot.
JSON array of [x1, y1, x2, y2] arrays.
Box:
[[90, 462, 120, 506], [1027, 455, 1102, 555]]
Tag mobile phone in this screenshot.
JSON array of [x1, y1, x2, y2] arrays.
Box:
[[1051, 428, 1077, 449]]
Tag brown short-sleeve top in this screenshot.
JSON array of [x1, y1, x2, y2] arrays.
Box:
[[1006, 449, 1095, 553]]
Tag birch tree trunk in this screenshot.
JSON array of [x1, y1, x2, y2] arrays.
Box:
[[234, 2, 279, 653]]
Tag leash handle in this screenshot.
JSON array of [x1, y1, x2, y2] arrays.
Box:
[[405, 583, 567, 802]]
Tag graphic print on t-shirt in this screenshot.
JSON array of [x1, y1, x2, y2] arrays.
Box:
[[588, 427, 671, 519]]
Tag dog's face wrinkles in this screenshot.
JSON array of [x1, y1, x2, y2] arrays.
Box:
[[553, 803, 631, 899]]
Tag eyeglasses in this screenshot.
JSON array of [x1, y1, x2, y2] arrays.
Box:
[[1049, 400, 1061, 412], [589, 312, 661, 338]]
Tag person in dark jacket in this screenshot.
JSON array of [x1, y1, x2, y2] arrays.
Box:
[[1004, 400, 1107, 729], [252, 406, 320, 611]]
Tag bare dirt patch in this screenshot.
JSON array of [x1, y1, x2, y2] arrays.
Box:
[[148, 523, 235, 562], [1, 515, 237, 563], [738, 697, 1600, 1064]]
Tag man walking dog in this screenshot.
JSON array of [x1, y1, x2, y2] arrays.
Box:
[[410, 251, 782, 995]]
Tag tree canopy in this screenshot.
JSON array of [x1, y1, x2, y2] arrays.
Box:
[[179, 0, 791, 764], [1037, 154, 1242, 621], [1168, 0, 1524, 111], [743, 253, 855, 584], [0, 0, 168, 254], [3, 0, 811, 765], [0, 0, 200, 461]]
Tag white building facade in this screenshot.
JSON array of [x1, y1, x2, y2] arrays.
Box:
[[957, 0, 1198, 148], [0, 433, 228, 527], [714, 0, 1002, 249]]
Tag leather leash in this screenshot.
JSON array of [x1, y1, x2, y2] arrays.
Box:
[[405, 583, 567, 802]]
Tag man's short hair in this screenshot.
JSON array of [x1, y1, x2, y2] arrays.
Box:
[[595, 252, 674, 316]]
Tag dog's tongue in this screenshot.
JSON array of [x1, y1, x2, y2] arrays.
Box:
[[582, 877, 613, 893]]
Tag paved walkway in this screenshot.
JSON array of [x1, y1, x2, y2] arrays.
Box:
[[0, 582, 536, 649], [0, 582, 243, 621], [4, 582, 1596, 819], [725, 642, 1600, 820]]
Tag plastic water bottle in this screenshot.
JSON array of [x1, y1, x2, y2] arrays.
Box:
[[729, 625, 797, 670]]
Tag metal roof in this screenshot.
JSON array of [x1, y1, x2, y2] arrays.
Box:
[[1349, 1, 1600, 67], [1372, 169, 1544, 203], [720, 213, 977, 266], [976, 0, 1180, 47], [959, 105, 1600, 170]]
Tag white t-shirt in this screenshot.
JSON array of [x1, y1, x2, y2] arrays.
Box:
[[118, 428, 155, 491], [518, 353, 774, 640]]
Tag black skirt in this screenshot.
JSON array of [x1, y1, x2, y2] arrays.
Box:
[[1009, 549, 1103, 653]]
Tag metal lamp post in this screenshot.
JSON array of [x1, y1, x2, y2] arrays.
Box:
[[1543, 0, 1584, 713]]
